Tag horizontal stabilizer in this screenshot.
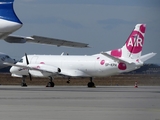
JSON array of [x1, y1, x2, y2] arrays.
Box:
[[101, 52, 132, 64], [140, 52, 157, 62], [4, 35, 89, 48]]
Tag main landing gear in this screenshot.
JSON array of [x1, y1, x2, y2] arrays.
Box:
[[20, 76, 95, 88], [65, 77, 96, 88], [87, 77, 95, 88], [66, 77, 71, 84], [46, 76, 55, 87], [21, 76, 27, 87], [66, 77, 96, 88]]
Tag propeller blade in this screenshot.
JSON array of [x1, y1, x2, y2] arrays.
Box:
[[25, 53, 29, 65], [25, 53, 32, 81]]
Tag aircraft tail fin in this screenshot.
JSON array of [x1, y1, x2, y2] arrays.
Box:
[[108, 24, 146, 59], [0, 0, 22, 24]]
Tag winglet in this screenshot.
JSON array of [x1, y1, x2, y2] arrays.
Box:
[[0, 0, 22, 24], [0, 0, 22, 38]]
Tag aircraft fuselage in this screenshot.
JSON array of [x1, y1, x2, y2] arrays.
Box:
[[10, 54, 139, 78]]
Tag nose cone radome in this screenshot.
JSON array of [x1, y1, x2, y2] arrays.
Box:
[[10, 66, 16, 74]]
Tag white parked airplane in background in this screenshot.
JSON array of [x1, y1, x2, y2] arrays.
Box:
[[0, 0, 89, 48], [0, 52, 15, 69], [4, 24, 156, 87]]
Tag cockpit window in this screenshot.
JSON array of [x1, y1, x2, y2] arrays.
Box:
[[19, 59, 23, 63], [5, 55, 10, 58]]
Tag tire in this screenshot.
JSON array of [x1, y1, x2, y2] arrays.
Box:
[[87, 82, 95, 88], [21, 83, 27, 87], [46, 82, 54, 87]]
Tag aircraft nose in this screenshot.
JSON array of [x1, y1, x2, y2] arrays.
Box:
[[10, 66, 17, 73]]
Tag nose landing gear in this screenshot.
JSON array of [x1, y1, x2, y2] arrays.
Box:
[[87, 77, 95, 88], [21, 76, 27, 87]]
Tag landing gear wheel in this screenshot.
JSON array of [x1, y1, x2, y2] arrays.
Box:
[[21, 83, 27, 87], [66, 80, 70, 84], [87, 77, 96, 88], [87, 82, 95, 88], [66, 77, 70, 84], [46, 82, 55, 87], [46, 76, 55, 87], [21, 76, 27, 87]]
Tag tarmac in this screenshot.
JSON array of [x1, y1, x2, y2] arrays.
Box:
[[0, 86, 160, 120]]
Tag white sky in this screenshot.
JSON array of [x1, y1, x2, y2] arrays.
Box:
[[1, 0, 160, 63]]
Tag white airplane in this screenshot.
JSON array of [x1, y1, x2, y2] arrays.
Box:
[[4, 24, 156, 87], [0, 0, 89, 48]]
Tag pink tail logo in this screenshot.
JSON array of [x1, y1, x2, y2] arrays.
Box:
[[125, 24, 146, 54]]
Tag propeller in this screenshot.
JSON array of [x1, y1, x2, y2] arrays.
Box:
[[25, 53, 32, 81], [25, 53, 29, 65]]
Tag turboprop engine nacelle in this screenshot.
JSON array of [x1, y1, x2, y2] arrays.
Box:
[[28, 64, 61, 77]]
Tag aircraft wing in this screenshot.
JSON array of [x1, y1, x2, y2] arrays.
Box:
[[3, 62, 28, 68], [4, 35, 89, 48], [3, 62, 90, 77], [3, 62, 59, 74]]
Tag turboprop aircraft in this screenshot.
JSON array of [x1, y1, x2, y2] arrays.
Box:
[[4, 24, 156, 87], [0, 0, 88, 48]]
